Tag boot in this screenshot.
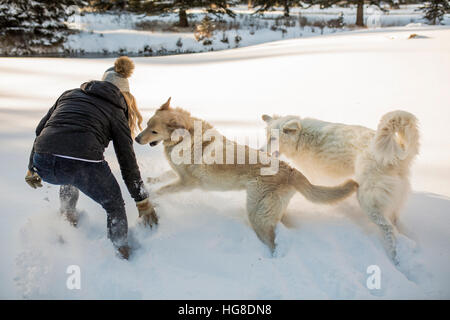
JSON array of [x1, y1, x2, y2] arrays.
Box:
[[61, 210, 80, 227], [117, 245, 131, 260]]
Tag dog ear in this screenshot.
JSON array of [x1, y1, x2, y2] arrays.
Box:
[[262, 114, 273, 123], [282, 119, 301, 134], [167, 114, 187, 130], [159, 97, 171, 110]]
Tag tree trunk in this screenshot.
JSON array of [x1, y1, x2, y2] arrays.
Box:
[[248, 0, 253, 9], [179, 8, 188, 27], [356, 0, 364, 27], [284, 3, 290, 17]]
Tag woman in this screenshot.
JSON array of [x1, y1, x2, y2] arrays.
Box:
[[25, 57, 157, 260]]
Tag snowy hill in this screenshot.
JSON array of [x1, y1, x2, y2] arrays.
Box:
[[0, 25, 449, 299]]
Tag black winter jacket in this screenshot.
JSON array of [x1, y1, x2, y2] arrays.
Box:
[[28, 81, 149, 202]]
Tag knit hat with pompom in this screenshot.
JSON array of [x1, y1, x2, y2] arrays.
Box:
[[101, 56, 135, 92]]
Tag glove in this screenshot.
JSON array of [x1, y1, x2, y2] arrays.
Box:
[[136, 198, 158, 228], [25, 170, 43, 189]]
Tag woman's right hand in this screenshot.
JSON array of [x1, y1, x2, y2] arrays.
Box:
[[136, 198, 158, 228], [25, 170, 43, 189]]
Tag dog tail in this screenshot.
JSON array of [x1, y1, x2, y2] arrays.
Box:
[[290, 170, 358, 204], [373, 110, 420, 166]]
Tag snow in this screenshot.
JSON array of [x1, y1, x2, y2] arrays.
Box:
[[65, 11, 345, 55], [1, 25, 450, 299], [63, 5, 450, 56]]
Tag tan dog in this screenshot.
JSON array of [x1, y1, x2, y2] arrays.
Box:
[[135, 98, 358, 252]]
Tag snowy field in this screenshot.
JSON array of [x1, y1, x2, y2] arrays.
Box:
[[1, 25, 450, 299], [64, 4, 450, 56]]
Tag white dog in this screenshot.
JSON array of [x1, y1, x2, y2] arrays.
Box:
[[262, 111, 420, 263]]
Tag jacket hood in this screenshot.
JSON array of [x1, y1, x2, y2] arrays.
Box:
[[80, 80, 128, 111]]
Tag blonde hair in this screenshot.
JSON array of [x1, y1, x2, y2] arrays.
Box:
[[122, 91, 143, 138]]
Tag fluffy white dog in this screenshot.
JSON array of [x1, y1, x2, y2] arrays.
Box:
[[262, 111, 420, 263]]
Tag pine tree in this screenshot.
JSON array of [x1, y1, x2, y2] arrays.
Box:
[[88, 0, 126, 11], [149, 1, 236, 27], [128, 0, 143, 12], [303, 1, 394, 27], [420, 0, 450, 25], [253, 0, 304, 17], [0, 0, 86, 55], [194, 15, 215, 41]]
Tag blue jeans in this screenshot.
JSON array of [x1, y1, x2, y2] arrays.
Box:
[[32, 153, 127, 247]]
